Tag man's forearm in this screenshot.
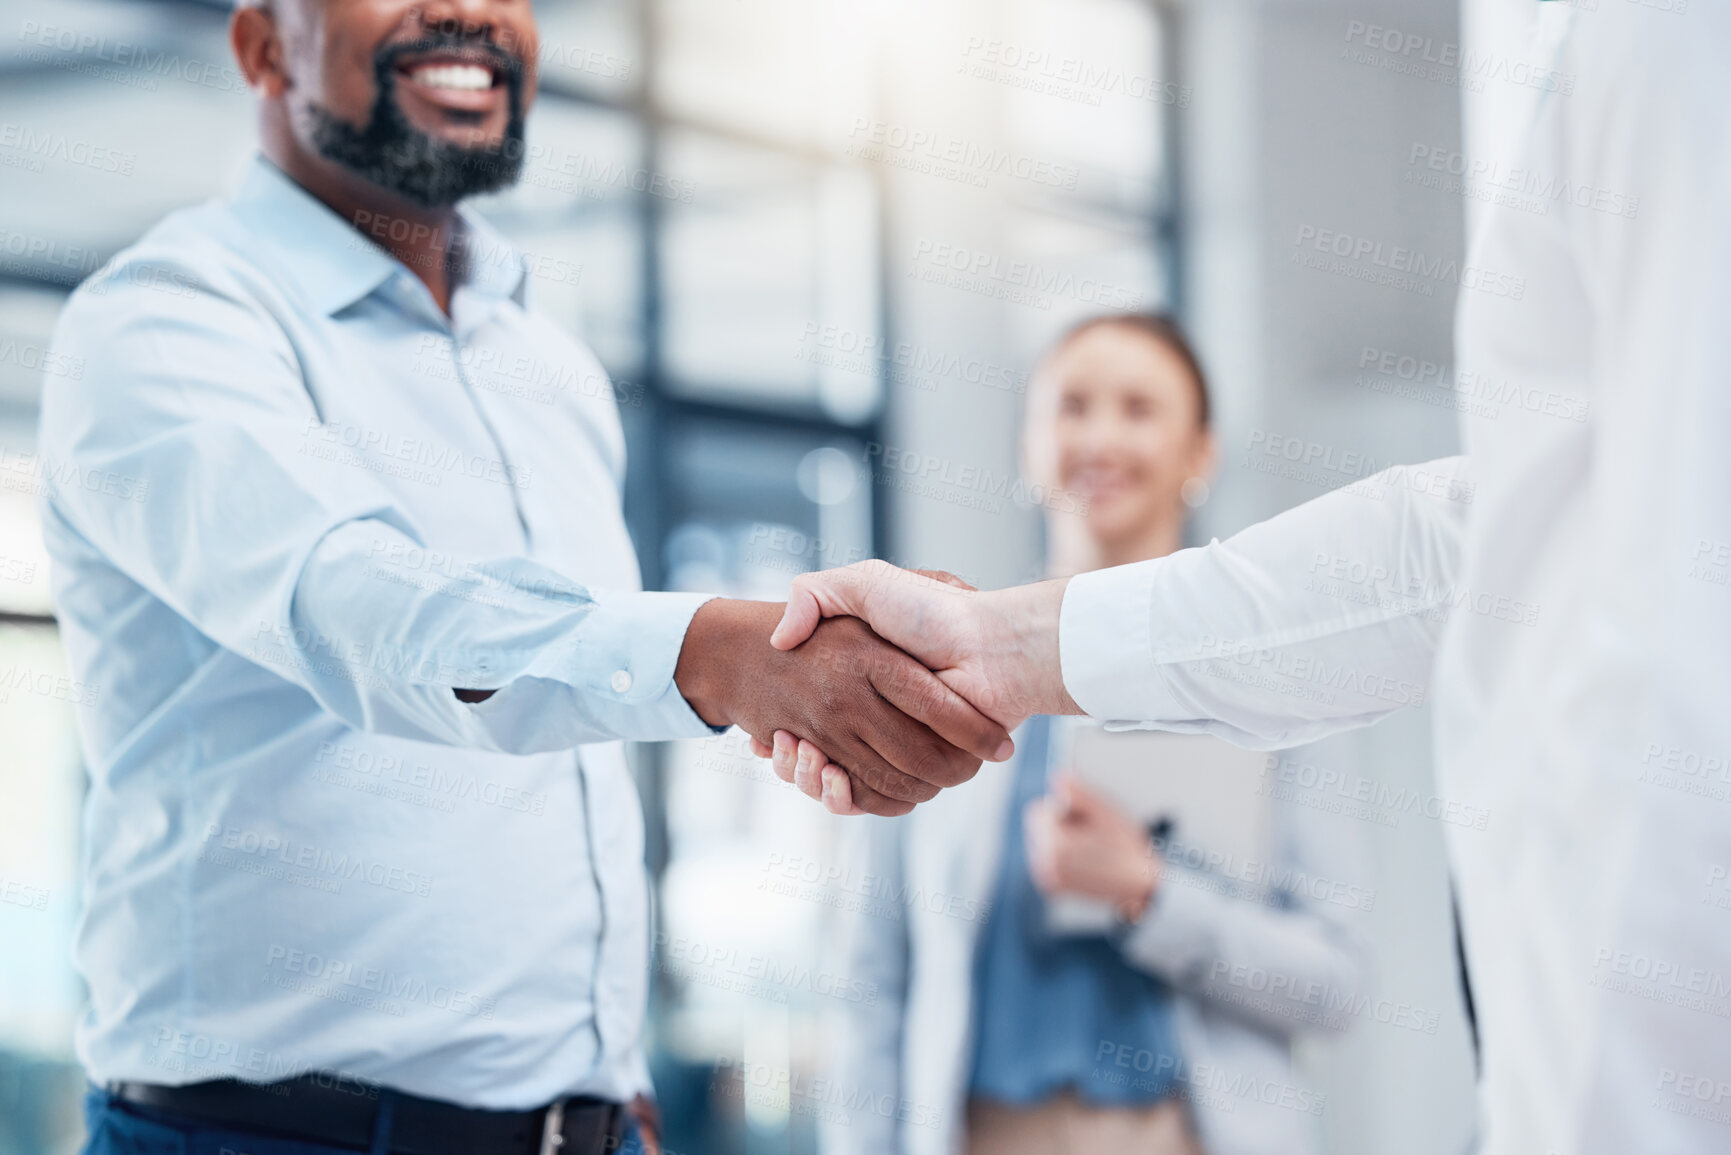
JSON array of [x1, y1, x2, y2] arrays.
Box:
[[976, 578, 1082, 719], [284, 525, 719, 752], [1059, 459, 1466, 737]]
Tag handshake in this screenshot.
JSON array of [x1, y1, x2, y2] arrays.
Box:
[[672, 561, 1078, 817]]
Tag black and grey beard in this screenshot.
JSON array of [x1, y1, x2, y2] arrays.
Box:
[[309, 41, 526, 208]]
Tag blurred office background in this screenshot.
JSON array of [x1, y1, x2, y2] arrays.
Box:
[[0, 0, 1478, 1151]]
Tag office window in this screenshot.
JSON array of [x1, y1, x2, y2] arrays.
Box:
[[653, 0, 875, 151], [533, 0, 643, 104], [659, 133, 881, 421]]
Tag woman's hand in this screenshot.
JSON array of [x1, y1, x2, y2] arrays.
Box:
[[1024, 773, 1160, 920]]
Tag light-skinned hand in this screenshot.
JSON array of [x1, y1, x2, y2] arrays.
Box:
[[1024, 772, 1159, 920], [674, 598, 1012, 816], [760, 560, 1080, 813]]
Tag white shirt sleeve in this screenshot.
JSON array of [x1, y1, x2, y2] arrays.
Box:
[[1059, 456, 1473, 747]]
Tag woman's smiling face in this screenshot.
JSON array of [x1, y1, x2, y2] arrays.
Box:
[[1026, 322, 1213, 551]]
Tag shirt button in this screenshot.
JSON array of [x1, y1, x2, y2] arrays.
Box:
[[610, 670, 633, 694]]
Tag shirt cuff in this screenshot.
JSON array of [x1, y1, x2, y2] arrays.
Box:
[[1058, 561, 1186, 725], [549, 588, 724, 740]]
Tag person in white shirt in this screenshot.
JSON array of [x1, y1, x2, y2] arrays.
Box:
[[766, 5, 1731, 1152], [818, 316, 1366, 1155]]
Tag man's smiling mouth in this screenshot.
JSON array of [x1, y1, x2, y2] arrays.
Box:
[[404, 62, 497, 91], [389, 48, 514, 115]]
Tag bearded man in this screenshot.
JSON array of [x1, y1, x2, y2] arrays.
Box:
[[41, 2, 1011, 1153]]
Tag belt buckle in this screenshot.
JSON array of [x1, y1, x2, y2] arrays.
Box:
[[538, 1098, 566, 1155]]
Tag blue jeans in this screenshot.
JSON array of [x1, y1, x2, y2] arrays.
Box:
[[81, 1087, 652, 1155]]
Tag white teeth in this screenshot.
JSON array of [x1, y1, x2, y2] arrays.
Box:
[[409, 64, 494, 91]]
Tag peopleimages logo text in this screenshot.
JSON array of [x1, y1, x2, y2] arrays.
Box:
[[1293, 225, 1525, 299]]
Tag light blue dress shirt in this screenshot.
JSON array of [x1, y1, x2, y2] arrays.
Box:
[[37, 156, 718, 1111]]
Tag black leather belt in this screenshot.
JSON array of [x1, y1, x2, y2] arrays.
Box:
[[111, 1074, 626, 1155]]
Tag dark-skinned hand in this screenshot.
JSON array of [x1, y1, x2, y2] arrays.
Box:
[[674, 599, 1013, 817]]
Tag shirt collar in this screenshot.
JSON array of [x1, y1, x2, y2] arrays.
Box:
[[229, 156, 528, 317]]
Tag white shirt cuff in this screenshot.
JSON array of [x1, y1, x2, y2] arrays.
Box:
[[566, 588, 724, 739], [1058, 561, 1187, 725]]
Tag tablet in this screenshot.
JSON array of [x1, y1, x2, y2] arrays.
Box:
[[1043, 721, 1272, 933]]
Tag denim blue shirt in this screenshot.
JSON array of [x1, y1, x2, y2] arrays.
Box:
[[37, 157, 717, 1110], [968, 716, 1182, 1105]]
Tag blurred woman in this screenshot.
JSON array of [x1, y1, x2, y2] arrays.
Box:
[[817, 315, 1369, 1155]]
